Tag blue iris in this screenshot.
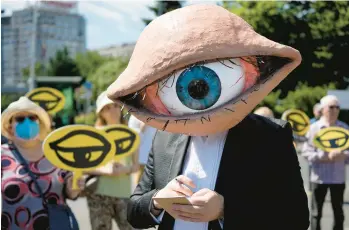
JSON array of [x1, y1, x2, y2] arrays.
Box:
[[176, 66, 221, 110]]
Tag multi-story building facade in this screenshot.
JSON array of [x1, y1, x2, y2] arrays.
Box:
[[1, 1, 86, 90], [1, 12, 15, 87], [94, 43, 135, 59]]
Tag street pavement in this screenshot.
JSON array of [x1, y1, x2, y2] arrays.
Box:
[[298, 154, 349, 230], [67, 154, 349, 230]]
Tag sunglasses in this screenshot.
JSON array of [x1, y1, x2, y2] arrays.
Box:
[[14, 115, 38, 123], [329, 105, 340, 110]]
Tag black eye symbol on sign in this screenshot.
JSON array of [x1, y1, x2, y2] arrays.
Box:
[[49, 130, 111, 168], [287, 113, 309, 132], [104, 127, 136, 156], [28, 90, 62, 111], [315, 130, 349, 149]]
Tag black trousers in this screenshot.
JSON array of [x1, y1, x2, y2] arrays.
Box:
[[311, 183, 345, 230]]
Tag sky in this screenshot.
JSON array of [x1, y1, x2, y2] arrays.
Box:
[[1, 0, 218, 50]]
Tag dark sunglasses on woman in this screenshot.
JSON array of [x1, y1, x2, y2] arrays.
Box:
[[329, 105, 340, 110], [14, 115, 38, 123]]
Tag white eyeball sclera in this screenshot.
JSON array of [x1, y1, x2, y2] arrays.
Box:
[[158, 58, 245, 115]]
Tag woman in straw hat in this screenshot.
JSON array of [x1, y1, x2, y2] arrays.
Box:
[[84, 91, 139, 230], [1, 97, 84, 230]]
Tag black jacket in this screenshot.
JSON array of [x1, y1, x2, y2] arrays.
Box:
[[127, 114, 310, 230]]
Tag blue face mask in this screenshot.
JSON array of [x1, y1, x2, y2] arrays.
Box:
[[15, 117, 40, 140]]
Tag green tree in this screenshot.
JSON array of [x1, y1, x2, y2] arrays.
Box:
[[276, 82, 336, 117], [257, 82, 336, 119], [46, 47, 81, 76], [75, 51, 114, 79], [22, 47, 81, 79], [222, 1, 349, 95], [143, 1, 184, 25], [1, 93, 22, 111], [21, 62, 46, 80], [89, 58, 128, 100]]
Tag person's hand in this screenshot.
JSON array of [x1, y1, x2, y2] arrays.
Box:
[[328, 149, 345, 161], [152, 175, 196, 210], [65, 175, 86, 199], [111, 162, 130, 176], [171, 188, 224, 222]]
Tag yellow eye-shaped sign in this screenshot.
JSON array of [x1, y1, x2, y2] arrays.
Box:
[[43, 125, 115, 189], [103, 124, 140, 161], [281, 109, 310, 136], [313, 127, 349, 152], [26, 87, 66, 114]]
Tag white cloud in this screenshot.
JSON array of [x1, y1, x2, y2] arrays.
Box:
[[1, 0, 29, 15], [79, 2, 124, 23], [102, 1, 155, 24]]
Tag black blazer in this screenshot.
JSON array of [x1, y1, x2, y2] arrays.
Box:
[[127, 114, 310, 230]]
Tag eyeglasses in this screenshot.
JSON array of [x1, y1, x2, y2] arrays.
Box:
[[14, 115, 38, 123], [329, 105, 340, 110]]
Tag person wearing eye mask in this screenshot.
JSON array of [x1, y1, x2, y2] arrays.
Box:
[[83, 91, 139, 230], [107, 4, 309, 230], [303, 95, 349, 230], [1, 97, 85, 230]]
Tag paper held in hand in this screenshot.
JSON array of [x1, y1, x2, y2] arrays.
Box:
[[153, 196, 191, 215]]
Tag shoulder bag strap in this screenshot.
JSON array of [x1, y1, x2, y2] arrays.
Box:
[[10, 143, 47, 204]]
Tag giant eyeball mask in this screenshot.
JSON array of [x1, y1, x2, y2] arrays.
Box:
[[107, 4, 301, 135]]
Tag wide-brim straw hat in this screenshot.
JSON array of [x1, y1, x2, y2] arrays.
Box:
[[96, 91, 115, 114], [1, 96, 51, 141]]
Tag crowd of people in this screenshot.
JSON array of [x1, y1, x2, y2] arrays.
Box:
[[0, 92, 157, 230], [2, 3, 349, 230], [2, 91, 348, 230], [254, 95, 349, 230]]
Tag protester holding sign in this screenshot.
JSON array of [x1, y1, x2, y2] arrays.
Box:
[[302, 95, 349, 230], [84, 91, 139, 230], [1, 97, 84, 230]]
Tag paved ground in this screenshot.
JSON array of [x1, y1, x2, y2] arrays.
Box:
[[67, 154, 349, 230], [298, 154, 349, 230]]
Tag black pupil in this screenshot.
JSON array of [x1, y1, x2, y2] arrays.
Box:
[[188, 80, 209, 100]]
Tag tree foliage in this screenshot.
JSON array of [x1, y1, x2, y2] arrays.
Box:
[[22, 47, 81, 78], [75, 51, 114, 79], [88, 58, 128, 100], [46, 47, 80, 76], [256, 82, 337, 119], [223, 1, 349, 95], [22, 62, 46, 80], [1, 93, 22, 111], [143, 1, 184, 25]]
